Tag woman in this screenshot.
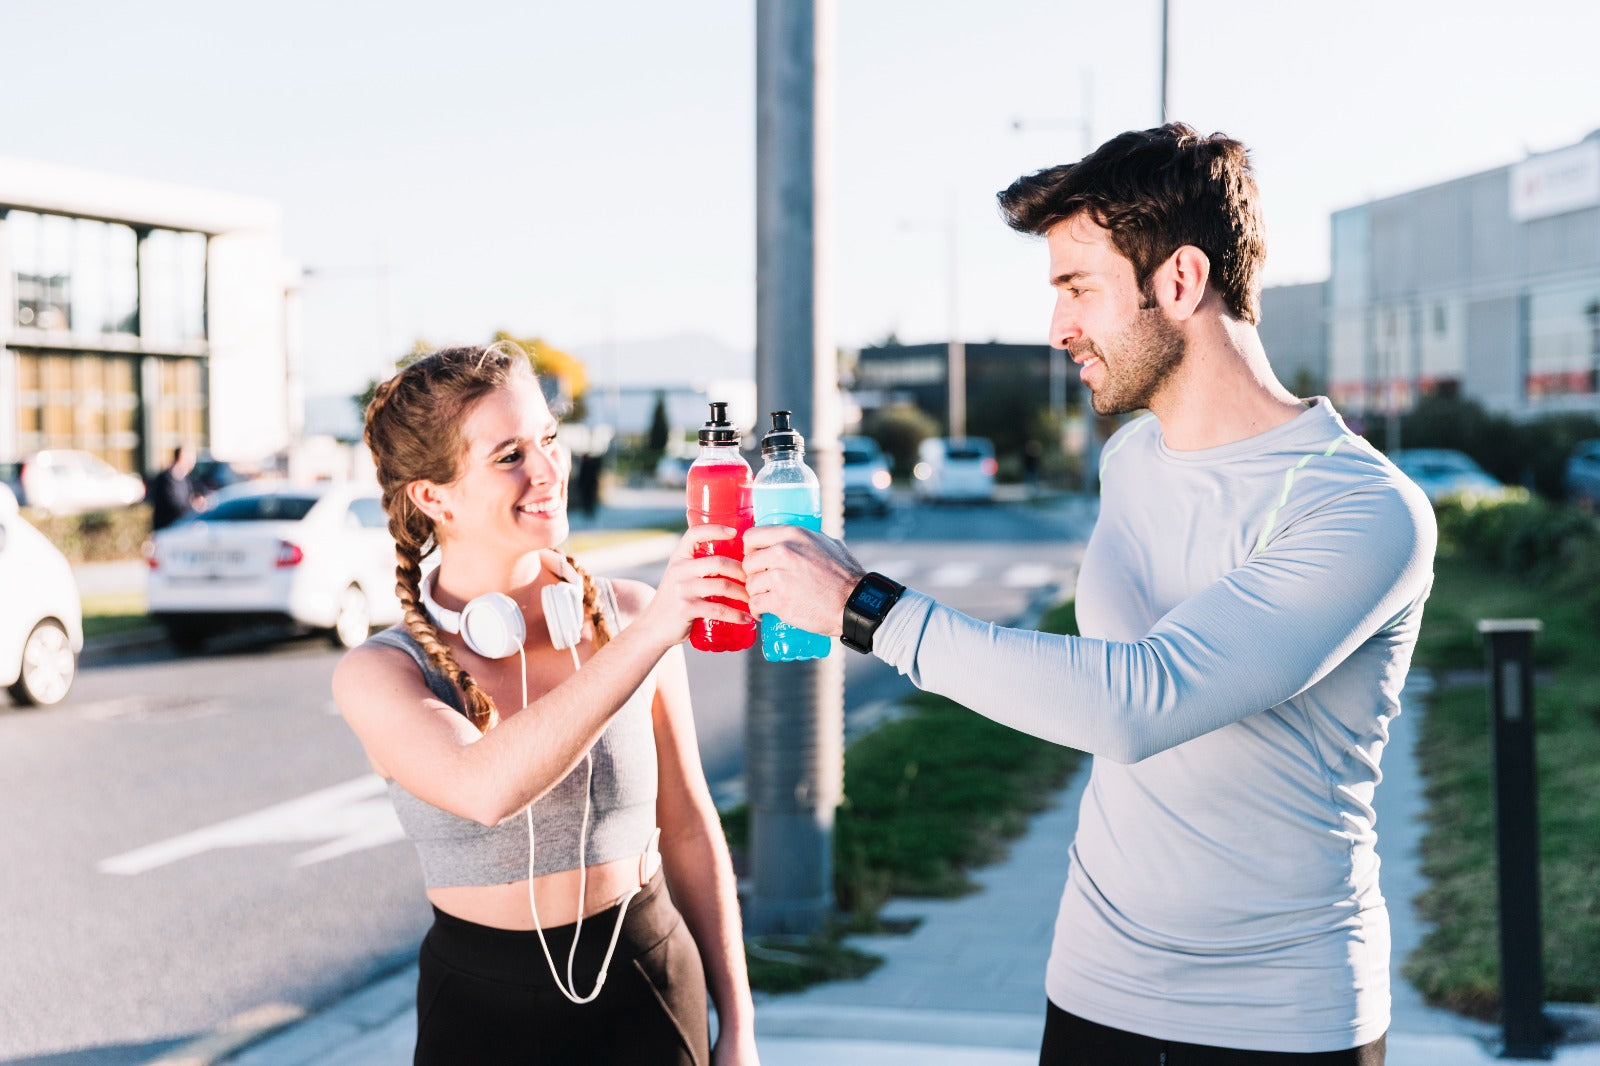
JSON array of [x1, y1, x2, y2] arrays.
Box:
[[333, 344, 760, 1064]]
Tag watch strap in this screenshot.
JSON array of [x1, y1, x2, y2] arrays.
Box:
[[840, 572, 906, 654]]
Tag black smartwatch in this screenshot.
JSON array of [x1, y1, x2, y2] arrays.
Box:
[[840, 572, 906, 654]]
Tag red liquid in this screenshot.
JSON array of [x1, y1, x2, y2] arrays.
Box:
[[686, 457, 756, 652]]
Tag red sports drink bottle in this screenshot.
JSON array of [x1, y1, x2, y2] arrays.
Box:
[[685, 402, 756, 652]]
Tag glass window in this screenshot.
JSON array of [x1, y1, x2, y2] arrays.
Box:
[[9, 211, 140, 339], [204, 494, 319, 522], [1525, 281, 1600, 399], [141, 228, 207, 348], [349, 497, 388, 529], [12, 351, 141, 472]]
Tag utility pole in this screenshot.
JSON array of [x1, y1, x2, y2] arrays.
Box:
[[1160, 0, 1171, 124], [946, 194, 965, 439], [749, 0, 842, 936]]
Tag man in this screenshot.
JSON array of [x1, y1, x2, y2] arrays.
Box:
[[743, 124, 1433, 1064], [148, 445, 198, 530]]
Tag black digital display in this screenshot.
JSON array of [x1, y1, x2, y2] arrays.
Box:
[[856, 586, 888, 612]]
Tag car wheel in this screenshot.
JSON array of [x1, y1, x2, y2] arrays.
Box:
[[8, 620, 76, 707], [331, 585, 372, 649]]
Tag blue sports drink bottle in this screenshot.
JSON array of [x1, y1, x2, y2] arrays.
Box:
[[752, 411, 831, 662]]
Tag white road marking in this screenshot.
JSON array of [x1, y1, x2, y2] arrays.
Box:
[[98, 775, 404, 875], [1000, 563, 1057, 588], [923, 562, 982, 587]]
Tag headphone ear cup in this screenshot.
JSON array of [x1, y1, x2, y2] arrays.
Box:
[[459, 593, 527, 659], [540, 582, 585, 651]]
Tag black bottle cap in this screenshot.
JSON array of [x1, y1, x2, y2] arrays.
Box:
[[698, 401, 740, 445], [761, 410, 804, 456]]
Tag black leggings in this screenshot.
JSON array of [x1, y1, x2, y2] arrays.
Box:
[[414, 872, 709, 1065], [1040, 1001, 1386, 1065]]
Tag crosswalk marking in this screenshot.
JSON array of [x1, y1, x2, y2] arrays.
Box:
[[923, 562, 983, 587], [1001, 563, 1057, 588]]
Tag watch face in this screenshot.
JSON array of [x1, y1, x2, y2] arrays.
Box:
[[856, 586, 889, 613]]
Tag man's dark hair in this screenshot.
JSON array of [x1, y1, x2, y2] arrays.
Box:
[[997, 122, 1265, 324]]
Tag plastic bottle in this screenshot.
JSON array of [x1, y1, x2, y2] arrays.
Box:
[[752, 411, 831, 661], [685, 402, 757, 653]]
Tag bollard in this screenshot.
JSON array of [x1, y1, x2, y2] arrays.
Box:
[[1476, 619, 1552, 1060]]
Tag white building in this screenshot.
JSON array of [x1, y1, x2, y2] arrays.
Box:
[[0, 158, 300, 477]]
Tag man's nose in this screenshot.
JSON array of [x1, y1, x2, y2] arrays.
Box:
[[1050, 301, 1080, 349]]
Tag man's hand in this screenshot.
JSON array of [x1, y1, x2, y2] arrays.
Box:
[[742, 524, 865, 637]]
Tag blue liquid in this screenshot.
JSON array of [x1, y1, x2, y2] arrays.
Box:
[[753, 484, 832, 661]]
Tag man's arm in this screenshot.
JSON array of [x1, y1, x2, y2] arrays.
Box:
[[746, 485, 1435, 763]]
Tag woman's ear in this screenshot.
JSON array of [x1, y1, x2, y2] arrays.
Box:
[[406, 480, 453, 526]]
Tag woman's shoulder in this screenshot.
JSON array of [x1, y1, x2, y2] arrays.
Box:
[[602, 576, 656, 624]]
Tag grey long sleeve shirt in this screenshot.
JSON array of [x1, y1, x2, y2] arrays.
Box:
[[873, 398, 1435, 1052]]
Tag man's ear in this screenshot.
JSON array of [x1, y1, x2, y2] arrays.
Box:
[[1155, 245, 1210, 321], [406, 480, 452, 525]]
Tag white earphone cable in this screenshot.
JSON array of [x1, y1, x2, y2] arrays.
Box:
[[522, 639, 649, 1005]]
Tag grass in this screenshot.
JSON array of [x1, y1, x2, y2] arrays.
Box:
[[1404, 553, 1600, 1018], [729, 600, 1084, 993]]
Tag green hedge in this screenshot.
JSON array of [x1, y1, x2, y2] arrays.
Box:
[[23, 506, 152, 564]]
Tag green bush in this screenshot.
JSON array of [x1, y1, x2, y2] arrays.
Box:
[[1436, 495, 1599, 582], [24, 506, 152, 564]]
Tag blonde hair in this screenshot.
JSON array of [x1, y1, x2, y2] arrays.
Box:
[[363, 344, 613, 733]]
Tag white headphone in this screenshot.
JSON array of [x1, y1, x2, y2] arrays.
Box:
[[419, 568, 587, 660]]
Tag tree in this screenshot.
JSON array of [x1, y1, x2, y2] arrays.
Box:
[[647, 391, 671, 455], [861, 403, 940, 477]]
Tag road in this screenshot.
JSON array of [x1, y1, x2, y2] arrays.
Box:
[[0, 493, 1095, 1063]]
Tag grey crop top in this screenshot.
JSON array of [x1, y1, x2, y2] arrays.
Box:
[[366, 577, 659, 889]]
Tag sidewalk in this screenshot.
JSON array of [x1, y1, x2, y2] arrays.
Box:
[[207, 670, 1600, 1065]]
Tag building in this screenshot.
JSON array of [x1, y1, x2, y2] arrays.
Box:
[[1258, 281, 1328, 395], [1327, 131, 1600, 420], [0, 158, 299, 479], [852, 340, 1081, 434]]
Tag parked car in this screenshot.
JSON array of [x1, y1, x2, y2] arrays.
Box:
[[1565, 439, 1600, 513], [17, 449, 146, 516], [1388, 448, 1512, 506], [190, 451, 245, 497], [0, 484, 83, 706], [145, 481, 403, 651], [913, 436, 997, 503], [841, 435, 893, 516]]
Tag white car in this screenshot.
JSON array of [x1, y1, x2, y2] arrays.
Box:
[[18, 449, 146, 516], [0, 484, 83, 706], [913, 437, 997, 503], [145, 482, 403, 651], [841, 435, 893, 516]]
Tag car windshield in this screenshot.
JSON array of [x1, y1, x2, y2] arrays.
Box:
[[843, 448, 876, 465], [197, 494, 319, 522], [947, 447, 987, 460]]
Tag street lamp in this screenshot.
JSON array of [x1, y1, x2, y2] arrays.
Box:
[[897, 201, 964, 438]]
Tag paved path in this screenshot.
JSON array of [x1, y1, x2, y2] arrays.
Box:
[[208, 669, 1600, 1064]]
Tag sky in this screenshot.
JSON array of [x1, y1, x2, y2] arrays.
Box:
[[5, 0, 1598, 399]]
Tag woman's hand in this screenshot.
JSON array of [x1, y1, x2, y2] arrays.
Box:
[[712, 1025, 760, 1065], [632, 525, 753, 649]]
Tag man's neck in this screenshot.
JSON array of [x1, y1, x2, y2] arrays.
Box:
[[1148, 316, 1305, 451]]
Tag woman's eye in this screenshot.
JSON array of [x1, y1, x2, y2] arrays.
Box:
[[498, 450, 523, 465], [542, 433, 559, 447]]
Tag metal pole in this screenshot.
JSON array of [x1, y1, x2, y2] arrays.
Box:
[[750, 0, 842, 936], [946, 194, 965, 440], [1476, 618, 1552, 1060], [1159, 0, 1171, 124]]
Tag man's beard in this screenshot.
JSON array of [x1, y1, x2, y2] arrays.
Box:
[[1078, 307, 1187, 416]]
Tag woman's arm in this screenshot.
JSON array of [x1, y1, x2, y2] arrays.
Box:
[[644, 635, 759, 1065], [332, 527, 750, 826]]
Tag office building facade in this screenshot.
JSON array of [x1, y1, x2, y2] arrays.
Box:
[[1326, 131, 1600, 420], [0, 158, 299, 477]]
